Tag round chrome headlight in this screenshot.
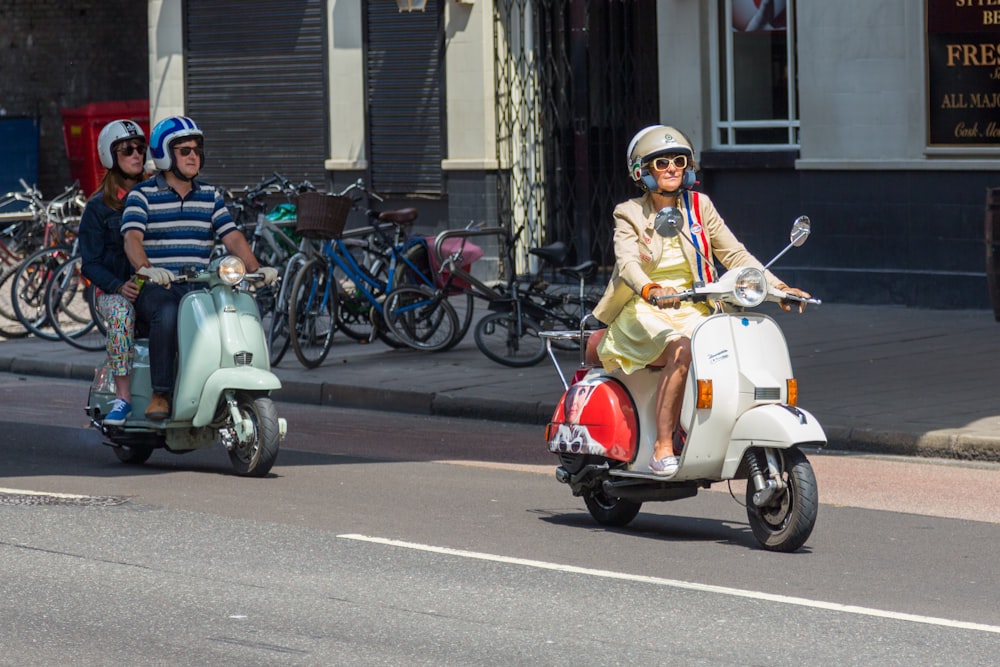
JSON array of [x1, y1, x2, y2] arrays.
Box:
[[733, 267, 766, 307], [218, 256, 246, 285]]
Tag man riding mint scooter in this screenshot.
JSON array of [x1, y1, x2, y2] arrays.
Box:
[[121, 116, 278, 421]]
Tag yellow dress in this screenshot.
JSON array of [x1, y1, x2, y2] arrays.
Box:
[[597, 235, 711, 374]]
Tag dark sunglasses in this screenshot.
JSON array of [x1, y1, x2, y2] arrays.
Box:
[[116, 143, 146, 157], [650, 155, 688, 171], [175, 146, 204, 157]]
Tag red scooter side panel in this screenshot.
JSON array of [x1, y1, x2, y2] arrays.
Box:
[[547, 377, 638, 462]]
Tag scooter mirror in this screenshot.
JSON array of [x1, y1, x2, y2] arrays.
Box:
[[653, 207, 683, 238], [790, 216, 811, 247]]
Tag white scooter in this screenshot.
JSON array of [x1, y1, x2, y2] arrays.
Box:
[[543, 212, 824, 552], [86, 256, 288, 477]]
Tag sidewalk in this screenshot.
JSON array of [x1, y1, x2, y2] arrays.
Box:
[[1, 302, 998, 461]]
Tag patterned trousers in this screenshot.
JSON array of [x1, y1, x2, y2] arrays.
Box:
[[96, 292, 135, 377]]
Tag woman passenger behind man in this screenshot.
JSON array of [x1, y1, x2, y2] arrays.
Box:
[[591, 124, 810, 478], [78, 119, 147, 425]]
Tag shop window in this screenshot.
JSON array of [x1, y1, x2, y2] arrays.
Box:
[[710, 0, 799, 148]]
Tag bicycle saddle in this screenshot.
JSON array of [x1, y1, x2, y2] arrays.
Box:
[[559, 261, 598, 282], [378, 208, 418, 224], [529, 241, 568, 266]]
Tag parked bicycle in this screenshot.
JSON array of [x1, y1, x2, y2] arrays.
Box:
[[227, 173, 320, 366], [283, 179, 457, 367], [2, 181, 86, 341], [422, 225, 601, 367]]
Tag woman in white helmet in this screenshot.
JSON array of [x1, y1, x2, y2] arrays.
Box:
[[78, 119, 148, 425], [591, 124, 810, 477]]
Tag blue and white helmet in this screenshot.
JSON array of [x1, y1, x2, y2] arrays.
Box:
[[148, 115, 203, 171]]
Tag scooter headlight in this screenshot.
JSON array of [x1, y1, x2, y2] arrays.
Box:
[[732, 267, 766, 307], [218, 256, 246, 285]]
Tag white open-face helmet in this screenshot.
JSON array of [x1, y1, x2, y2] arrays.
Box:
[[627, 125, 696, 192], [148, 115, 203, 172], [97, 119, 146, 170]]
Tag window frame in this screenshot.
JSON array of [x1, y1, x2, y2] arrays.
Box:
[[708, 0, 800, 150]]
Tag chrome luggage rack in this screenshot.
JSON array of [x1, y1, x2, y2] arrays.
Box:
[[539, 313, 600, 390]]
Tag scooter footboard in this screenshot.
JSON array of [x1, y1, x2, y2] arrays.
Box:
[[721, 405, 826, 478]]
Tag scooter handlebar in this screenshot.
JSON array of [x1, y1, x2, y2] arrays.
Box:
[[779, 293, 822, 306], [649, 283, 822, 309]]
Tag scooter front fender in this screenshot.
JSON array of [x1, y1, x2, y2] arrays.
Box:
[[188, 368, 282, 427], [721, 404, 826, 478]]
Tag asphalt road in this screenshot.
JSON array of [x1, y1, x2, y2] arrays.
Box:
[[1, 374, 998, 665]]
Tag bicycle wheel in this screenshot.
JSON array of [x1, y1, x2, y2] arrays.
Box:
[[45, 257, 105, 351], [474, 310, 547, 367], [288, 257, 338, 369], [524, 283, 603, 351], [0, 267, 31, 338], [333, 242, 380, 342], [10, 245, 72, 340], [265, 253, 308, 366], [382, 285, 459, 352]]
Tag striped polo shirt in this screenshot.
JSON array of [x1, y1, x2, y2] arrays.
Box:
[[121, 173, 237, 273]]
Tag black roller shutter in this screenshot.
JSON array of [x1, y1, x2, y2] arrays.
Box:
[[365, 1, 443, 195], [183, 0, 327, 190]]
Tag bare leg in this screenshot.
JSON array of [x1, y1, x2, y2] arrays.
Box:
[[651, 336, 691, 461], [113, 374, 131, 402]]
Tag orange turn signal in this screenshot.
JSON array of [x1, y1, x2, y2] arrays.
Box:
[[696, 379, 713, 409], [786, 378, 798, 406]]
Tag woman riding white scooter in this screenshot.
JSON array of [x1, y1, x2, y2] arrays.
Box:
[[591, 124, 811, 477]]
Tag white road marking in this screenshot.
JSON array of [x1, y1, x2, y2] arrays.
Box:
[[0, 487, 90, 499], [338, 533, 1000, 635]]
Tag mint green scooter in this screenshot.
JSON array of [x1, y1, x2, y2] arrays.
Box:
[[86, 256, 288, 477]]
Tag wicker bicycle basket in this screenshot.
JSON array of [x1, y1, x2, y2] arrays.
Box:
[[295, 192, 352, 240]]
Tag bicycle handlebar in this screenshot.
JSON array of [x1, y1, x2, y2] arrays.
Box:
[[432, 226, 508, 266]]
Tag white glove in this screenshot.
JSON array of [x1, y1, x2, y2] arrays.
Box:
[[137, 266, 176, 287], [258, 266, 279, 285]]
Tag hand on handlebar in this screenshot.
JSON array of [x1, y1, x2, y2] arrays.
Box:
[[257, 266, 279, 285], [138, 266, 176, 287], [776, 285, 811, 313], [648, 286, 682, 310]]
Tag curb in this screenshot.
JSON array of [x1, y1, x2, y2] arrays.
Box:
[[3, 354, 998, 463]]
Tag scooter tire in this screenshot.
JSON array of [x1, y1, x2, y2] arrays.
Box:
[[745, 446, 818, 552], [583, 488, 642, 527], [113, 444, 154, 465], [227, 393, 280, 477]]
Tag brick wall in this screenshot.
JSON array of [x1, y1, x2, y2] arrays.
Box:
[[0, 0, 148, 196]]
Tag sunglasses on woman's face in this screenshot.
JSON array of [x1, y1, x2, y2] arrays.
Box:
[[174, 145, 204, 157], [116, 143, 146, 157], [650, 155, 688, 171]]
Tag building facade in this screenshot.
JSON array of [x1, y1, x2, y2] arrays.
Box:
[[145, 0, 999, 308]]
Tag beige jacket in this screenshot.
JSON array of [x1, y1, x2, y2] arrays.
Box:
[[592, 191, 782, 325]]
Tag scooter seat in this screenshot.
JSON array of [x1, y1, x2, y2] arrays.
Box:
[[585, 328, 606, 367]]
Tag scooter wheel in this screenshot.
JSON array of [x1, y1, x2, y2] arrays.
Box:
[[227, 393, 280, 477], [745, 447, 818, 552], [113, 444, 153, 465], [583, 488, 642, 527]]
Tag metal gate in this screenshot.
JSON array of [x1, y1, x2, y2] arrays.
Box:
[[494, 0, 659, 276]]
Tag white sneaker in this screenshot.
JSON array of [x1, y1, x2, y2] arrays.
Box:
[[649, 455, 680, 478]]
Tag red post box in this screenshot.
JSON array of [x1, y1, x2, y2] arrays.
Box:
[[61, 100, 150, 196]]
